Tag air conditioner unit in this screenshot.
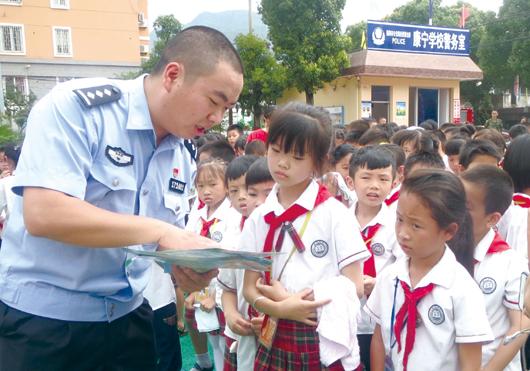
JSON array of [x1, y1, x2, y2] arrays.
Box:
[[138, 13, 145, 22], [138, 21, 148, 28], [140, 45, 149, 53]]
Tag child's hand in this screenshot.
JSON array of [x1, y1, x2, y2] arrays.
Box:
[[225, 311, 253, 336], [256, 278, 292, 302], [199, 296, 216, 313], [363, 275, 377, 296], [322, 172, 339, 197], [251, 315, 265, 337], [277, 289, 331, 326], [184, 294, 196, 310]]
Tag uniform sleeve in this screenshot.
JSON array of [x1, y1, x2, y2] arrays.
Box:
[[332, 201, 370, 270], [453, 270, 494, 344], [13, 87, 96, 199], [217, 268, 237, 292], [364, 274, 386, 325], [237, 213, 260, 254], [503, 250, 529, 310]]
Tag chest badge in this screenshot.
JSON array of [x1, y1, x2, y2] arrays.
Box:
[[428, 304, 445, 325], [372, 243, 385, 256], [173, 168, 179, 178], [211, 231, 223, 242], [311, 240, 329, 258], [480, 277, 497, 294], [105, 145, 133, 167]]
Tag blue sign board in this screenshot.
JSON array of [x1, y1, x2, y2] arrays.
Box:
[[367, 20, 469, 56]]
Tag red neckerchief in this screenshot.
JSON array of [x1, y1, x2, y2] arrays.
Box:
[[198, 198, 206, 210], [200, 217, 217, 238], [240, 216, 247, 232], [262, 182, 332, 284], [394, 281, 435, 371], [514, 194, 530, 209], [385, 189, 400, 207], [361, 224, 382, 278], [474, 231, 511, 264]]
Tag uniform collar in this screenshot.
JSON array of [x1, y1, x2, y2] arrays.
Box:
[[199, 197, 231, 222], [395, 246, 455, 290], [262, 179, 319, 216], [351, 199, 391, 231], [125, 74, 154, 132], [473, 228, 495, 262]]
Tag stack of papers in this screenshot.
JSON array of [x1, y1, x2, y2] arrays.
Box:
[[122, 247, 275, 273]]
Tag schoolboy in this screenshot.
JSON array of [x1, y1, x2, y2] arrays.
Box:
[[403, 150, 445, 178], [458, 139, 502, 171], [460, 165, 530, 371], [219, 157, 274, 370], [345, 130, 364, 148], [227, 124, 244, 150], [444, 138, 467, 174], [346, 145, 401, 370], [216, 155, 259, 371], [380, 144, 405, 208], [198, 140, 236, 163], [358, 127, 389, 147], [245, 139, 267, 157]]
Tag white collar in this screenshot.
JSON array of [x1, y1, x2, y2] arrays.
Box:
[[473, 228, 496, 262], [199, 197, 231, 221], [262, 179, 319, 216], [351, 199, 391, 231], [395, 246, 455, 289]]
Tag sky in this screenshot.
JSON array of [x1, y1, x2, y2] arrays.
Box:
[[148, 0, 505, 32]]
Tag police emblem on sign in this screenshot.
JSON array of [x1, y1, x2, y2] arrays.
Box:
[[211, 231, 223, 242], [311, 240, 329, 258], [105, 146, 133, 167], [428, 305, 445, 325], [372, 243, 385, 256], [480, 277, 496, 294], [372, 27, 385, 45]]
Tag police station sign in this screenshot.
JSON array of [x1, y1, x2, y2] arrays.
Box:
[[367, 20, 469, 57]]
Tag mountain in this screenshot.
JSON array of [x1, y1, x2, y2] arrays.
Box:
[[150, 10, 268, 48]]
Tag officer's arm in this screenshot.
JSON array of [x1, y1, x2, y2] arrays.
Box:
[[23, 187, 218, 291]]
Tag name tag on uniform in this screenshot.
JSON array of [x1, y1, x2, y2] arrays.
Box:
[[259, 315, 278, 349], [169, 178, 186, 194]]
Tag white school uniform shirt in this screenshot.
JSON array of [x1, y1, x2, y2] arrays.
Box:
[[186, 197, 231, 295], [497, 195, 529, 262], [474, 229, 528, 371], [238, 179, 371, 295], [386, 184, 401, 219], [365, 247, 494, 371], [350, 200, 403, 334]]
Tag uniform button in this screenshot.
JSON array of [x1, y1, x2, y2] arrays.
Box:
[[176, 206, 180, 211], [110, 303, 115, 309], [109, 311, 114, 317], [113, 179, 119, 186], [126, 271, 130, 277], [143, 190, 148, 195]]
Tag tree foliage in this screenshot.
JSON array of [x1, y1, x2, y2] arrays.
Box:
[[3, 89, 37, 132], [345, 21, 367, 52], [259, 0, 351, 104], [117, 15, 183, 79], [235, 32, 287, 129]]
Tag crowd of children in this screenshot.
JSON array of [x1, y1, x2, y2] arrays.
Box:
[[176, 103, 530, 371]]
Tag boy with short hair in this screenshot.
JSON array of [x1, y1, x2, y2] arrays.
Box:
[[403, 150, 445, 178], [227, 125, 244, 150], [198, 140, 236, 163], [460, 165, 529, 371], [244, 139, 266, 157], [218, 156, 274, 370], [346, 145, 401, 370], [459, 139, 502, 171]]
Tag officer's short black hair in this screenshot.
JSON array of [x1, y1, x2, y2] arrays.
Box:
[[404, 150, 445, 177], [199, 140, 236, 163], [460, 164, 513, 216], [225, 155, 259, 186], [246, 157, 274, 189], [151, 26, 244, 82]]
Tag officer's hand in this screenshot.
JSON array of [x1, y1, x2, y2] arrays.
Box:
[[157, 227, 218, 252], [171, 266, 218, 293]]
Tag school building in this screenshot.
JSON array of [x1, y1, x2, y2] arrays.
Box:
[[278, 21, 483, 127], [0, 0, 147, 100]]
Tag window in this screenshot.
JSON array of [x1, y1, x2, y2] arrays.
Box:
[[3, 76, 28, 95], [52, 27, 72, 57], [0, 0, 22, 6], [50, 0, 69, 9], [0, 24, 25, 55]]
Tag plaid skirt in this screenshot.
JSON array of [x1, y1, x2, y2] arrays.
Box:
[[223, 336, 238, 371], [184, 307, 226, 336], [254, 319, 345, 371]]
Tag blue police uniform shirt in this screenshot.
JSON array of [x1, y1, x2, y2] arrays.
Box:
[[0, 75, 196, 322]]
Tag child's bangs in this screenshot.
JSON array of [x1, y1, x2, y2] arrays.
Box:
[[196, 163, 225, 184], [268, 112, 321, 157]]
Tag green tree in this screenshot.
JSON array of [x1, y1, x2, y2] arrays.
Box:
[[345, 21, 367, 52], [259, 0, 351, 105], [3, 89, 37, 132], [235, 32, 287, 129], [117, 15, 183, 79]]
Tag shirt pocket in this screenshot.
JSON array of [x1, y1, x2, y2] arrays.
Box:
[[159, 190, 189, 227], [89, 161, 137, 214]]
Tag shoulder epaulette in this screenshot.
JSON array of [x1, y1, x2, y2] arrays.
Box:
[[73, 84, 121, 108], [184, 139, 197, 162]]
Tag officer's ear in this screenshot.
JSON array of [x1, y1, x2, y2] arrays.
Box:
[[163, 62, 183, 92]]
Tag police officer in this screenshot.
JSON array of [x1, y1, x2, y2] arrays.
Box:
[[0, 26, 244, 370]]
